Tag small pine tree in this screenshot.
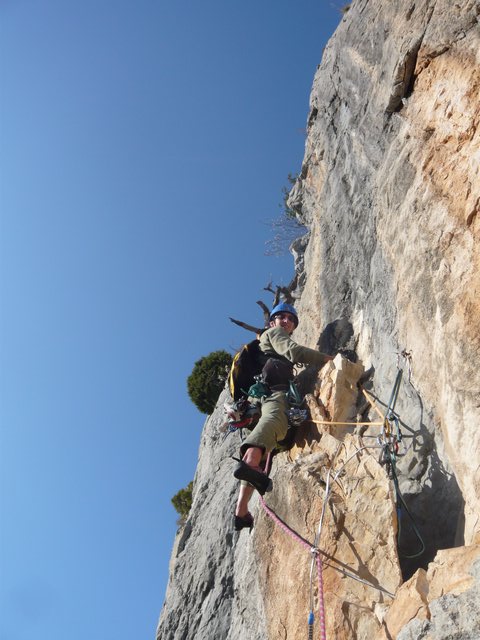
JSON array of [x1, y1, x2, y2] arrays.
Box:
[[282, 172, 301, 219], [171, 481, 193, 524], [187, 350, 233, 414]]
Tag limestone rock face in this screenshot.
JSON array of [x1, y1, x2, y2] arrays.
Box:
[[256, 430, 402, 640], [157, 390, 269, 640], [292, 0, 479, 549], [393, 547, 480, 640], [157, 1, 480, 638], [158, 360, 404, 640]]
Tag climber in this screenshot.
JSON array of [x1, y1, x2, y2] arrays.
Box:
[[233, 302, 333, 531]]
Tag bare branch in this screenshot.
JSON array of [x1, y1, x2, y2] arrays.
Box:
[[229, 279, 299, 339], [263, 281, 298, 307], [264, 211, 307, 258], [229, 317, 263, 335], [273, 287, 281, 307], [256, 300, 271, 324], [278, 286, 295, 305]]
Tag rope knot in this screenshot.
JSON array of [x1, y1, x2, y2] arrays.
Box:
[[310, 546, 319, 556]]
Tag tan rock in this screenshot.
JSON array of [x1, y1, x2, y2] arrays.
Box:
[[383, 570, 429, 639], [293, 0, 480, 550], [256, 432, 401, 640], [387, 22, 480, 543], [426, 544, 480, 600], [317, 356, 364, 426], [377, 544, 480, 638], [395, 544, 480, 639]]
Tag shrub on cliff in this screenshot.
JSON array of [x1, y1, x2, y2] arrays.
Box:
[[171, 481, 193, 524], [282, 172, 301, 220], [187, 350, 232, 414], [265, 173, 307, 256]]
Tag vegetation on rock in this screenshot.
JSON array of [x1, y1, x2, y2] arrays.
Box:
[[265, 173, 307, 257], [187, 350, 232, 414], [171, 481, 193, 524]]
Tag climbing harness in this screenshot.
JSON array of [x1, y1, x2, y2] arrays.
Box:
[[287, 379, 309, 426], [223, 378, 307, 444]]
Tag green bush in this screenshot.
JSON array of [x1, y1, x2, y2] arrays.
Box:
[[282, 172, 300, 219], [171, 481, 193, 523], [187, 350, 232, 414]]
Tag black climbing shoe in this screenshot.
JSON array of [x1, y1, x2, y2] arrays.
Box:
[[234, 512, 254, 532], [233, 460, 273, 495]]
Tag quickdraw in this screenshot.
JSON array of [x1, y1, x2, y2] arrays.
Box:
[[308, 362, 426, 563], [378, 369, 403, 476], [377, 367, 425, 559]]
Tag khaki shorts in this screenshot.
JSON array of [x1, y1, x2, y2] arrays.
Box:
[[241, 391, 289, 457]]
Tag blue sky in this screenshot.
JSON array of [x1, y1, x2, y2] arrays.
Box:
[[0, 2, 342, 638]]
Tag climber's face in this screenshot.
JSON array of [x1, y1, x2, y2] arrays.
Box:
[[270, 313, 296, 335]]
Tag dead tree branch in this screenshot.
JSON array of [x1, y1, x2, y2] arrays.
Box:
[[256, 301, 271, 325], [229, 317, 263, 335]]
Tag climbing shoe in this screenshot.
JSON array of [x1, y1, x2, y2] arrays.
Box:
[[234, 512, 254, 532], [233, 460, 273, 495]]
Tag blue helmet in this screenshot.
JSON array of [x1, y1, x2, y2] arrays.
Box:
[[269, 302, 299, 327]]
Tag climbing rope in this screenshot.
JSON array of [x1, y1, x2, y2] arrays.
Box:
[[287, 365, 425, 568], [259, 440, 399, 640], [307, 441, 342, 629], [307, 442, 399, 614], [247, 356, 425, 637], [376, 368, 426, 559], [309, 419, 383, 427], [259, 497, 327, 640], [257, 369, 420, 637], [391, 462, 426, 558]]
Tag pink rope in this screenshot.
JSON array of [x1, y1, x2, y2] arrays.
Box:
[[316, 552, 326, 640], [259, 497, 327, 640]]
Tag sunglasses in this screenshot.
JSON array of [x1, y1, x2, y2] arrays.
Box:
[[273, 313, 296, 324]]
